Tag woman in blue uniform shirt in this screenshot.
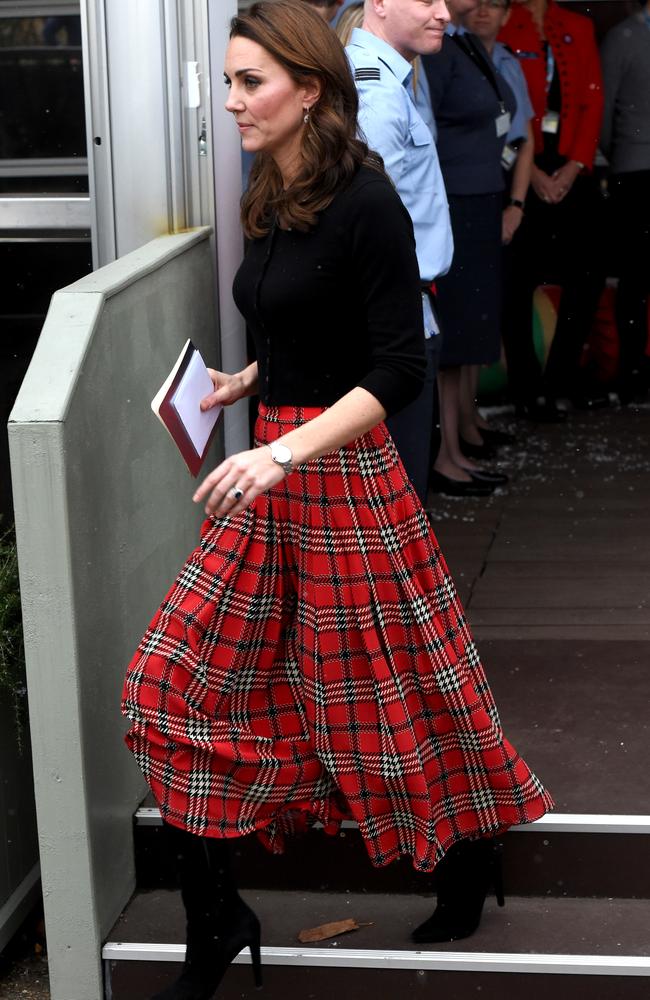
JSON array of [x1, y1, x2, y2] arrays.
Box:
[[423, 0, 516, 493], [464, 0, 537, 413]]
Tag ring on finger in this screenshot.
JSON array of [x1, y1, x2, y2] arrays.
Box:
[[229, 486, 244, 502]]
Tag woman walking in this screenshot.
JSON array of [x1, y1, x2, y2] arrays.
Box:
[[122, 3, 553, 998]]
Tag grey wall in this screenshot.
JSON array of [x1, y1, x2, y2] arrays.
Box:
[[8, 228, 220, 1000]]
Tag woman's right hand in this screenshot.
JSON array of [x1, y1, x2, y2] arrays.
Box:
[[200, 365, 257, 411], [531, 166, 558, 205], [502, 205, 524, 245]]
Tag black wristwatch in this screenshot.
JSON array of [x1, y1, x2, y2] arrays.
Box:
[[509, 198, 525, 211]]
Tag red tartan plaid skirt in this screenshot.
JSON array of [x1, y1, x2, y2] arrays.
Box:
[[122, 404, 552, 872]]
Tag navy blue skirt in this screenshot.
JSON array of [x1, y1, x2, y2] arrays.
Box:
[[437, 192, 503, 368]]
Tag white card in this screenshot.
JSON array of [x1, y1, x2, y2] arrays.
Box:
[[542, 111, 560, 134], [422, 292, 440, 339], [501, 144, 517, 170], [496, 112, 511, 138]]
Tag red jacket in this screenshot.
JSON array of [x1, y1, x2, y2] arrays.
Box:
[[499, 1, 603, 169]]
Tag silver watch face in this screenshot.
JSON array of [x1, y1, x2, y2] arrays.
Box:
[[272, 441, 292, 464]]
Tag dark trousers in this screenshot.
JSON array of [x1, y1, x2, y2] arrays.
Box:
[[502, 175, 606, 403], [609, 171, 650, 391], [387, 333, 441, 505]]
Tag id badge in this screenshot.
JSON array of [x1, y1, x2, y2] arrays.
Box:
[[422, 293, 440, 339], [501, 144, 517, 170], [542, 111, 560, 134], [495, 111, 511, 138]]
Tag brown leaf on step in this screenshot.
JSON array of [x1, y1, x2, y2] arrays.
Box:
[[298, 918, 372, 943]]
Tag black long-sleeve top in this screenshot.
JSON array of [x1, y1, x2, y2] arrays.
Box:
[[232, 166, 426, 418]]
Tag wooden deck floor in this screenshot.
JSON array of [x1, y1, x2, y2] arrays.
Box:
[[427, 404, 650, 815]]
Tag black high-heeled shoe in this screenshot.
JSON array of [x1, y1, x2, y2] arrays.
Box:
[[465, 467, 509, 486], [411, 838, 504, 944], [429, 470, 495, 497], [154, 901, 262, 1000], [151, 823, 263, 999], [478, 427, 516, 447], [458, 436, 497, 461]]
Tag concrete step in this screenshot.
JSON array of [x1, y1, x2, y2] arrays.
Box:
[[103, 888, 650, 1000], [133, 808, 650, 899]]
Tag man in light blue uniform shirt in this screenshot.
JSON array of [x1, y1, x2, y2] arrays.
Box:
[[346, 0, 453, 505]]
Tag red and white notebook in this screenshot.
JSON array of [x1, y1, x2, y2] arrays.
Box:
[[151, 339, 223, 477]]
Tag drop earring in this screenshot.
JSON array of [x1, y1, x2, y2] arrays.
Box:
[[303, 108, 311, 124]]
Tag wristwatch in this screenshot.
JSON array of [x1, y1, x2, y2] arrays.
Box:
[[509, 198, 525, 211], [268, 440, 294, 475]]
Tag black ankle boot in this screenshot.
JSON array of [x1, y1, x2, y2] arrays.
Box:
[[411, 838, 504, 944], [151, 823, 262, 1000]]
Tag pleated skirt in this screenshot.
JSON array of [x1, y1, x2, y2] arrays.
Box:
[[122, 404, 552, 872]]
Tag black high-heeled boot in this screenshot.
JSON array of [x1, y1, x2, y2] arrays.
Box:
[[411, 838, 504, 944], [151, 822, 262, 1000]]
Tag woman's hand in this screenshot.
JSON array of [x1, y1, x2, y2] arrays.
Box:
[[200, 363, 258, 412], [193, 446, 285, 516], [531, 166, 558, 204], [502, 205, 524, 245], [550, 160, 581, 202]]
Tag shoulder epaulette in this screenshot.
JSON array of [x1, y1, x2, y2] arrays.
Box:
[[354, 67, 381, 81]]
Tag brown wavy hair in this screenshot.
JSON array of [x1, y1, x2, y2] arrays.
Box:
[[229, 0, 383, 238]]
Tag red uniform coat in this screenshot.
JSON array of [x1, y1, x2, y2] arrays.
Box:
[[499, 0, 603, 169]]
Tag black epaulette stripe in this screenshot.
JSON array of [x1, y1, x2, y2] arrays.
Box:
[[354, 68, 381, 81]]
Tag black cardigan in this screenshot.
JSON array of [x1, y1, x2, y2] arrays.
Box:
[[232, 166, 426, 418]]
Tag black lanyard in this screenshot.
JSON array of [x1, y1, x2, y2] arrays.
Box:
[[450, 32, 506, 116]]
